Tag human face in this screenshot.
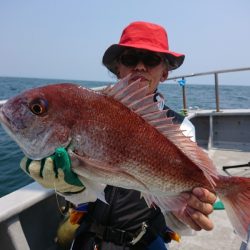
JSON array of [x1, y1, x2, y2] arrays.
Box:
[[117, 49, 168, 94]]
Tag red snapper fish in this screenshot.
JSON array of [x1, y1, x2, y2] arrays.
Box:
[[0, 76, 250, 242]]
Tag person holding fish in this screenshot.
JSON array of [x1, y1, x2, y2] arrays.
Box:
[[19, 21, 219, 249]]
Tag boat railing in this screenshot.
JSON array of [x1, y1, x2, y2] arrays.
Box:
[[165, 67, 250, 113], [1, 68, 250, 112]]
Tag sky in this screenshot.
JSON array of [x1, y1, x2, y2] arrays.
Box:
[[1, 0, 250, 85]]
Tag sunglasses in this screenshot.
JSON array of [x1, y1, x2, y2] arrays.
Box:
[[119, 51, 164, 67]]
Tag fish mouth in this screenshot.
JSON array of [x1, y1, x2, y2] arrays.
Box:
[[0, 100, 8, 123], [0, 108, 11, 129], [0, 107, 22, 134], [0, 100, 6, 109]]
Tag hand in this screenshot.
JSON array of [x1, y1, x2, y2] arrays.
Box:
[[20, 148, 85, 193], [173, 187, 217, 231]]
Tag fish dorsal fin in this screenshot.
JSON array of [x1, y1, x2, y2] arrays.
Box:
[[105, 77, 218, 186], [102, 74, 131, 96]]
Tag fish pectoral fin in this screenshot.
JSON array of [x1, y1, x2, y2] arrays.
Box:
[[70, 151, 148, 190], [142, 192, 188, 213]]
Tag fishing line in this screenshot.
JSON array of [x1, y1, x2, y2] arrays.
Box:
[[54, 182, 70, 216]]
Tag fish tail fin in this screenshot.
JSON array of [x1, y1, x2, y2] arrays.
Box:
[[217, 175, 250, 243]]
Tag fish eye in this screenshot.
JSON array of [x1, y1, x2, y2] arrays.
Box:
[[29, 98, 48, 115]]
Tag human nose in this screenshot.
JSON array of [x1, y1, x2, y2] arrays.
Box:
[[134, 61, 147, 71]]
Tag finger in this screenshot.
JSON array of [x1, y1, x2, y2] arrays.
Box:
[[187, 194, 214, 215], [176, 209, 202, 231], [42, 158, 57, 181], [185, 207, 214, 231], [192, 187, 217, 204], [28, 161, 43, 179], [20, 157, 34, 174]]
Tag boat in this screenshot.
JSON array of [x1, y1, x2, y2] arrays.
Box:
[[0, 67, 250, 250]]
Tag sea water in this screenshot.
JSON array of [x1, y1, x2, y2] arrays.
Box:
[[0, 76, 250, 197]]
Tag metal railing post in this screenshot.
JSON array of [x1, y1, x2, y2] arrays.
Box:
[[214, 73, 220, 112], [181, 77, 187, 115]]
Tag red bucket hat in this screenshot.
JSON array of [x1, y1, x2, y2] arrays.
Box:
[[102, 21, 185, 74]]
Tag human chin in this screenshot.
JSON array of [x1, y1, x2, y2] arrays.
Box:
[[137, 78, 152, 90]]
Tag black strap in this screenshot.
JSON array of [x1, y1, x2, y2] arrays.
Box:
[[88, 221, 134, 246], [84, 208, 167, 247]]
